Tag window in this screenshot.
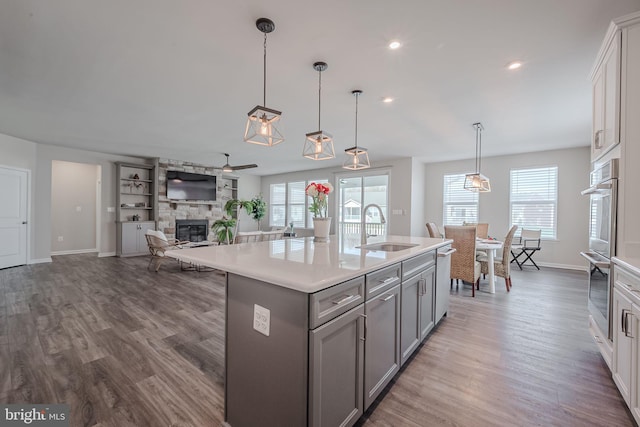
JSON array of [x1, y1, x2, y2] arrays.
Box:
[[269, 179, 328, 228], [443, 173, 479, 225], [510, 166, 558, 239], [269, 183, 286, 227]]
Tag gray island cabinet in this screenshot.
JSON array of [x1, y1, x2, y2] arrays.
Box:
[[165, 235, 452, 427]]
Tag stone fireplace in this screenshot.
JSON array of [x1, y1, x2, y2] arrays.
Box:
[[175, 219, 209, 242]]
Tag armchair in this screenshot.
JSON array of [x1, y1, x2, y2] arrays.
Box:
[[145, 229, 190, 272]]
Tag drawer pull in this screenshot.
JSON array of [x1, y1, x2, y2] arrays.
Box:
[[379, 294, 395, 302], [378, 276, 398, 285], [332, 294, 359, 305]]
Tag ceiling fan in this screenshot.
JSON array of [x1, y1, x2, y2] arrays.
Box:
[[221, 153, 258, 172]]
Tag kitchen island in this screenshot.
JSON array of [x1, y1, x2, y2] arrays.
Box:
[[167, 235, 453, 427]]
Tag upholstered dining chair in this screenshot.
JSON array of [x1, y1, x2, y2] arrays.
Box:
[[444, 225, 481, 297], [145, 229, 190, 272], [478, 225, 518, 292], [426, 222, 443, 238]]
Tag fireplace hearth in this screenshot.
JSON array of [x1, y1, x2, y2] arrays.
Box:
[[175, 219, 209, 242]]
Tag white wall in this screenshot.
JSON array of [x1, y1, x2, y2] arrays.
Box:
[[51, 160, 99, 253], [236, 173, 263, 231], [424, 146, 591, 269]]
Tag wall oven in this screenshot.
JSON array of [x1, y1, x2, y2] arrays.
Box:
[[580, 158, 618, 340]]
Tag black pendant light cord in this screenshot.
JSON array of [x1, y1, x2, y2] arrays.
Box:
[[354, 92, 359, 148], [263, 32, 267, 106], [318, 69, 322, 130]]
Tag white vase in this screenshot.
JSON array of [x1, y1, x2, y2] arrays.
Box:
[[313, 217, 332, 243]]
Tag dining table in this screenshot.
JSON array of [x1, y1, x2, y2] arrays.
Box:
[[476, 239, 503, 294]]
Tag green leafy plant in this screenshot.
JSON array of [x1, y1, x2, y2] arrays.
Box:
[[211, 217, 237, 244], [224, 199, 253, 217], [249, 194, 267, 229]]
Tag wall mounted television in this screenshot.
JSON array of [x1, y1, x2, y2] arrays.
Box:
[[166, 171, 216, 201]]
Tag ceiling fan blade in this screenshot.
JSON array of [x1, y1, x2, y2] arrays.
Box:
[[231, 164, 258, 170]]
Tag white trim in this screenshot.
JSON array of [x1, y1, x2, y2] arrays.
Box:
[[516, 262, 587, 272], [98, 252, 116, 258], [29, 258, 52, 264], [51, 249, 99, 256]]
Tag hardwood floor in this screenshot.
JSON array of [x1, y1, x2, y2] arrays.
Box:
[[0, 254, 634, 426]]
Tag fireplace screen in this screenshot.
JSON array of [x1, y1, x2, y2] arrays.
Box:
[[175, 219, 209, 242]]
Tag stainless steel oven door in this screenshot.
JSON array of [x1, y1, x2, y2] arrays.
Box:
[[581, 251, 612, 339], [582, 179, 617, 259]]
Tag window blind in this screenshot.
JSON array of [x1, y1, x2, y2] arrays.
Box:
[[510, 166, 558, 239], [443, 173, 479, 225], [269, 183, 286, 227]]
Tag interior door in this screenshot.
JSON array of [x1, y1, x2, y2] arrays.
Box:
[[0, 166, 28, 269]]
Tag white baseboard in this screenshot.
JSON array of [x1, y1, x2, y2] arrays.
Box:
[[98, 252, 116, 258], [29, 257, 52, 264], [51, 249, 99, 256], [520, 261, 588, 272]]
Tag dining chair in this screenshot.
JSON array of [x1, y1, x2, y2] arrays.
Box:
[[462, 221, 489, 239], [426, 222, 443, 238], [510, 228, 542, 270], [478, 225, 518, 292], [444, 225, 481, 297]]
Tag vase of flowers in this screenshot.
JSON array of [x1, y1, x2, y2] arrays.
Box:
[[306, 182, 333, 242]]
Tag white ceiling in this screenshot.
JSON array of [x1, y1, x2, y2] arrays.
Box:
[[1, 0, 639, 176]]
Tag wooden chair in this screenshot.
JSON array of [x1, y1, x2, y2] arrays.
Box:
[[444, 225, 481, 297], [478, 225, 518, 292], [426, 222, 443, 238], [145, 229, 190, 272], [510, 229, 542, 270]]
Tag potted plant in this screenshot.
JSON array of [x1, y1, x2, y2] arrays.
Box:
[[211, 217, 237, 244], [249, 194, 267, 230]]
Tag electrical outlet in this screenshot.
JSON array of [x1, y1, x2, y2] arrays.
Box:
[[253, 304, 270, 337], [57, 236, 64, 242], [76, 206, 82, 212], [107, 207, 115, 213]]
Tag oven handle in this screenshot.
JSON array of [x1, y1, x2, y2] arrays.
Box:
[[580, 252, 611, 269], [581, 183, 612, 195]]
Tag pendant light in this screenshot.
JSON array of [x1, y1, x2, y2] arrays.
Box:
[[243, 18, 284, 147], [464, 122, 491, 192], [343, 90, 370, 170], [303, 62, 335, 160]]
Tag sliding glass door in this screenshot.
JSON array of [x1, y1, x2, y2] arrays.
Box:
[[336, 172, 389, 243]]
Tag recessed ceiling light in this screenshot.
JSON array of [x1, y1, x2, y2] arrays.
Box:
[[507, 61, 522, 70], [388, 41, 401, 50], [382, 97, 394, 103]]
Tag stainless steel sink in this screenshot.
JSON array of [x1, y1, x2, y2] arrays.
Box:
[[357, 242, 419, 252]]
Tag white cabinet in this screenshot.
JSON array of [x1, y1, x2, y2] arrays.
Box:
[[612, 259, 640, 424], [118, 221, 155, 256], [593, 12, 640, 258], [591, 32, 620, 161]]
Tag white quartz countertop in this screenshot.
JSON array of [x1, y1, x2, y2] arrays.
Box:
[[166, 235, 452, 293], [613, 256, 640, 276]]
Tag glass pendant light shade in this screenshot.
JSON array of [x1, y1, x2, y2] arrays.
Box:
[[343, 89, 370, 170], [464, 122, 491, 192], [303, 62, 335, 160], [244, 18, 284, 147], [244, 106, 284, 146]]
